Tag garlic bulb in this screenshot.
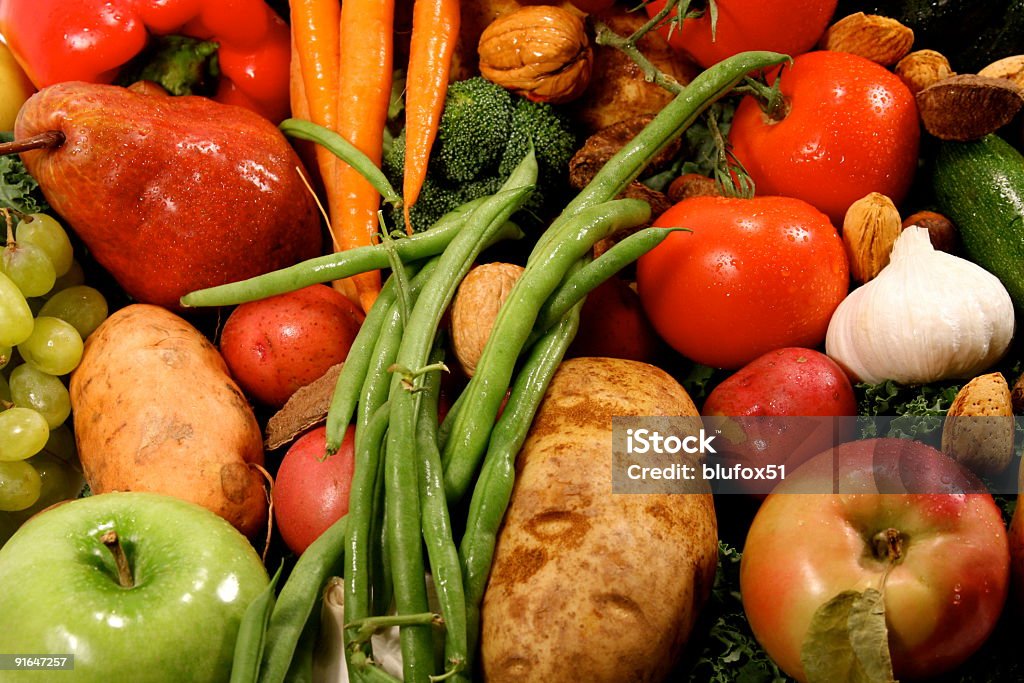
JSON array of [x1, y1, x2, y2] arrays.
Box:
[[826, 227, 1014, 385]]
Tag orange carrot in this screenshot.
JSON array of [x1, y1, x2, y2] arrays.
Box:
[[403, 0, 460, 236], [335, 0, 395, 312], [290, 0, 342, 235]]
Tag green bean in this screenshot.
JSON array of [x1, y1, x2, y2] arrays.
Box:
[[384, 154, 538, 683], [283, 613, 317, 683], [280, 119, 401, 206], [325, 265, 416, 453], [344, 401, 392, 663], [230, 564, 283, 683], [460, 304, 582, 661], [178, 197, 517, 308], [530, 226, 682, 338], [259, 516, 348, 683], [530, 49, 788, 260], [349, 651, 403, 683], [416, 343, 468, 681], [441, 198, 651, 501]]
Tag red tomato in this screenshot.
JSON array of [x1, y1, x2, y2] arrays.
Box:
[[636, 195, 848, 369], [274, 425, 356, 555], [741, 439, 1009, 681], [729, 51, 920, 225], [644, 0, 837, 68]]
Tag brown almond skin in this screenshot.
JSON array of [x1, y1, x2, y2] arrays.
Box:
[[480, 357, 717, 683], [15, 82, 321, 310], [941, 373, 1014, 477], [70, 304, 268, 538], [916, 74, 1024, 141]]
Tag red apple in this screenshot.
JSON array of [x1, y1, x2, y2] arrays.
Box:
[[220, 285, 365, 407], [274, 425, 356, 555], [741, 438, 1009, 681]]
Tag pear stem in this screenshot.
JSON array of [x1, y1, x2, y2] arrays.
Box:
[[100, 530, 135, 588], [0, 130, 65, 156]]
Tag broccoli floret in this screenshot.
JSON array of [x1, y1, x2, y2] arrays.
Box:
[[436, 77, 514, 182], [500, 98, 577, 188], [383, 78, 579, 233]]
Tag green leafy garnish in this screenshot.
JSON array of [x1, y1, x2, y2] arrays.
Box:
[[0, 132, 49, 215]]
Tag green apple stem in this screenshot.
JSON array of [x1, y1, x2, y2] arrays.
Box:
[[100, 530, 135, 589], [0, 130, 66, 156]]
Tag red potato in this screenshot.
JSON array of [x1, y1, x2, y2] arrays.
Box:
[[273, 425, 356, 555], [701, 348, 858, 494], [220, 285, 365, 407]]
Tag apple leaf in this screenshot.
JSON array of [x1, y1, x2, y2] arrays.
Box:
[[800, 588, 896, 683]]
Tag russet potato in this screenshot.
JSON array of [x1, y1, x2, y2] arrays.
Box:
[[480, 357, 718, 682]]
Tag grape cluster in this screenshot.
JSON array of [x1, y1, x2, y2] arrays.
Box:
[[0, 211, 107, 529]]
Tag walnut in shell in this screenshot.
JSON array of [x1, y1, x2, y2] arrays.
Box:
[[478, 5, 593, 104], [451, 262, 525, 377]]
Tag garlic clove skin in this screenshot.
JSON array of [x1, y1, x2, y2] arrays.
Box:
[[826, 226, 1014, 385]]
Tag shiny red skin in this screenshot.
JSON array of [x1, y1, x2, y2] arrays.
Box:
[[220, 285, 365, 407], [741, 439, 1010, 681], [729, 51, 920, 225], [274, 425, 356, 556], [702, 348, 857, 489], [568, 276, 661, 363], [636, 195, 849, 369], [645, 0, 837, 69]]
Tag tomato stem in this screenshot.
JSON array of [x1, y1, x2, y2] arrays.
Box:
[[592, 18, 684, 95], [100, 530, 135, 589], [740, 75, 789, 123]]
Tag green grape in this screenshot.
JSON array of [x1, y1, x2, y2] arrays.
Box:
[[16, 316, 83, 376], [0, 371, 9, 405], [9, 364, 71, 429], [0, 406, 49, 461], [16, 214, 73, 277], [0, 345, 10, 370], [38, 285, 108, 339], [0, 460, 42, 511], [0, 271, 33, 346], [50, 259, 85, 294], [1, 240, 57, 297], [25, 450, 84, 510]]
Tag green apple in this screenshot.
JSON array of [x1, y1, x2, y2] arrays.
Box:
[[0, 491, 269, 682]]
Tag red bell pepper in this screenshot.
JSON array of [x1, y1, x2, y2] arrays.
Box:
[[0, 0, 292, 123]]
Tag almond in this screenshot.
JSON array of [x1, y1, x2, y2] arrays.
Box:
[[820, 12, 915, 66], [894, 49, 955, 96], [942, 372, 1014, 477], [451, 262, 525, 377], [842, 192, 903, 283], [978, 54, 1024, 91]]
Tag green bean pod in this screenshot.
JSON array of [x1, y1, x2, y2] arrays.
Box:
[[530, 226, 682, 337], [441, 198, 652, 500], [280, 119, 402, 206], [259, 516, 348, 683], [531, 49, 788, 259], [416, 344, 469, 681], [343, 401, 392, 664], [384, 155, 538, 683], [178, 198, 516, 308], [459, 304, 582, 661], [230, 564, 282, 683]]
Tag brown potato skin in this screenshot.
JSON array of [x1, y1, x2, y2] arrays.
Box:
[[70, 304, 267, 538], [480, 357, 718, 682]]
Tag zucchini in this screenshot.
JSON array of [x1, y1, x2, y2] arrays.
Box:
[[932, 134, 1024, 309]]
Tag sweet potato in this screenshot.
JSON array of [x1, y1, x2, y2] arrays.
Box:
[[480, 357, 718, 682], [69, 304, 267, 537]]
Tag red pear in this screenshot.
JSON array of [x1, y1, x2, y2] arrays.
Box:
[[12, 82, 322, 309]]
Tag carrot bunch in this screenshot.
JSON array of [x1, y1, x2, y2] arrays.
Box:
[[290, 0, 461, 313]]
